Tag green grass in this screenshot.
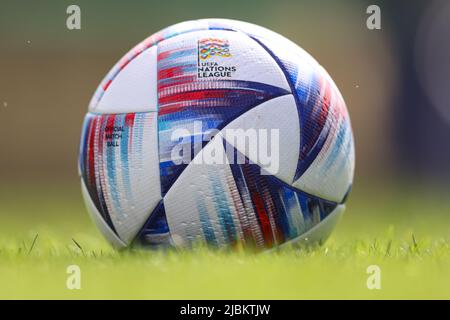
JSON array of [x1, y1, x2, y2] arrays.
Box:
[[0, 181, 449, 299]]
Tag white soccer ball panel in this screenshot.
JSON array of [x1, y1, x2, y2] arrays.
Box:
[[220, 94, 300, 184], [79, 112, 162, 244], [91, 46, 158, 114]]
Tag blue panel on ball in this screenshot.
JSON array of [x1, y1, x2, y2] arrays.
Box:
[[134, 201, 171, 248]]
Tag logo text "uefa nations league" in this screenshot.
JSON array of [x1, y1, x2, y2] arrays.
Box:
[[197, 38, 236, 78]]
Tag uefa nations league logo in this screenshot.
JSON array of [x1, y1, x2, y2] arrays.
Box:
[[198, 38, 232, 60], [197, 38, 236, 79]]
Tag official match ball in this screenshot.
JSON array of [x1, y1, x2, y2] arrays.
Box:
[[79, 19, 355, 250]]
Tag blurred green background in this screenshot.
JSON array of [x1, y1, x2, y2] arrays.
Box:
[[0, 0, 449, 299]]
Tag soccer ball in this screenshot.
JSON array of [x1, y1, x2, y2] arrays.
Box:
[[79, 19, 355, 250]]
